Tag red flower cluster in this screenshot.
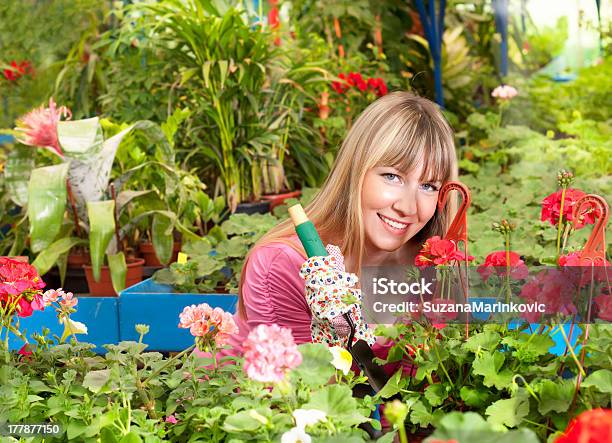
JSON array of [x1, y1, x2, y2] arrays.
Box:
[[477, 251, 529, 282], [558, 251, 609, 267], [0, 257, 46, 318], [554, 408, 612, 443], [541, 188, 598, 229], [3, 60, 33, 82], [414, 236, 473, 268], [332, 72, 388, 97]]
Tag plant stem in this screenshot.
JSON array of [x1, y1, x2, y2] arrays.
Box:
[[556, 188, 567, 255], [557, 322, 586, 377], [142, 344, 195, 386], [398, 424, 409, 443], [66, 179, 83, 238]]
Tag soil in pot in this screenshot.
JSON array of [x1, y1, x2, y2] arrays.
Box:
[[261, 189, 302, 210], [83, 258, 145, 296], [139, 242, 181, 267]]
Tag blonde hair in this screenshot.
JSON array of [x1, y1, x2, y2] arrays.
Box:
[[238, 92, 458, 319]]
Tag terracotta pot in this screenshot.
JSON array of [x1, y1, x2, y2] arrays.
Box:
[[261, 190, 302, 210], [83, 258, 145, 296], [67, 250, 89, 268], [139, 242, 181, 267]]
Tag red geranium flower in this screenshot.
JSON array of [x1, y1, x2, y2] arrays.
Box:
[[541, 188, 598, 229], [347, 72, 367, 91], [554, 408, 612, 443], [0, 258, 46, 318], [18, 343, 33, 358], [331, 73, 349, 94], [3, 60, 33, 82], [478, 251, 529, 282], [367, 77, 388, 96], [415, 236, 473, 268]]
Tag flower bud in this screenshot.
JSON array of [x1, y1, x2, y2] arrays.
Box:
[[383, 399, 409, 427], [556, 169, 574, 188], [135, 324, 150, 335]]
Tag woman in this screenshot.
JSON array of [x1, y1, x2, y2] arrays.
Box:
[[227, 91, 457, 352]]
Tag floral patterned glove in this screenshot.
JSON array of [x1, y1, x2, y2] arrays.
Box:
[[299, 245, 376, 347]]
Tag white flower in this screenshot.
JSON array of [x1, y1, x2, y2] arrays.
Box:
[[329, 346, 352, 375], [60, 318, 88, 341], [292, 409, 327, 429], [281, 427, 311, 443]]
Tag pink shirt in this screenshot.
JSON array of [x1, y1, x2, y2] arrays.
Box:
[[227, 241, 312, 352], [219, 240, 399, 371]]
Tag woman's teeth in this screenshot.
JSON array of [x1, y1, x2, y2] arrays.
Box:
[[379, 214, 409, 230]]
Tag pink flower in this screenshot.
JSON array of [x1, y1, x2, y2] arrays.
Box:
[[165, 415, 178, 424], [491, 85, 518, 100], [18, 344, 33, 358], [178, 303, 238, 347], [14, 98, 71, 157], [540, 188, 597, 229], [30, 293, 44, 311], [16, 297, 34, 318], [243, 324, 302, 383], [59, 291, 78, 309], [42, 288, 61, 305]]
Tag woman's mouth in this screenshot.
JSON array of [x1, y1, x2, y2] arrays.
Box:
[[377, 213, 411, 234]]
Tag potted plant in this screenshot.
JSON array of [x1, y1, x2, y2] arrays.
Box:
[[5, 99, 173, 294]]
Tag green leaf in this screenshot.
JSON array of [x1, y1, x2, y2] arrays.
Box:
[[119, 431, 143, 443], [581, 369, 612, 394], [58, 117, 104, 157], [485, 394, 529, 428], [67, 421, 88, 440], [28, 163, 69, 253], [424, 384, 448, 407], [83, 369, 111, 394], [108, 252, 127, 294], [152, 213, 174, 265], [459, 386, 491, 408], [291, 343, 335, 388], [424, 411, 540, 443], [222, 409, 268, 433], [377, 370, 402, 399], [32, 237, 86, 275], [535, 379, 574, 415], [472, 353, 514, 390], [410, 400, 434, 427], [463, 331, 501, 353], [4, 146, 34, 207], [303, 385, 369, 426], [87, 200, 116, 281]]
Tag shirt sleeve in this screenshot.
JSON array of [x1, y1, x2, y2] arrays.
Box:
[[241, 243, 313, 344]]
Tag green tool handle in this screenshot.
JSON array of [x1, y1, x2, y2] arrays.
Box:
[[295, 221, 328, 257], [288, 204, 328, 258]]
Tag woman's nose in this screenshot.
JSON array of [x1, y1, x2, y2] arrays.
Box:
[[392, 189, 418, 217]]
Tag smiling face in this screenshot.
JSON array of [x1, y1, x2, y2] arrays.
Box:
[[361, 162, 441, 255]]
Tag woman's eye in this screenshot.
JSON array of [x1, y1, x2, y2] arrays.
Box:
[[420, 183, 439, 192], [382, 173, 402, 183]]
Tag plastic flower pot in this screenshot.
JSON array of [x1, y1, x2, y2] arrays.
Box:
[[84, 257, 145, 297], [138, 241, 181, 267], [235, 200, 271, 214], [261, 190, 302, 210]]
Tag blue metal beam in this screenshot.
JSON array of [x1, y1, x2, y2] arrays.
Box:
[[493, 0, 509, 77], [414, 0, 446, 107]]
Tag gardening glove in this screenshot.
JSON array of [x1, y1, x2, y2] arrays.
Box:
[[299, 244, 376, 347]]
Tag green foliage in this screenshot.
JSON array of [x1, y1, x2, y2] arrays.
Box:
[[376, 322, 612, 441]]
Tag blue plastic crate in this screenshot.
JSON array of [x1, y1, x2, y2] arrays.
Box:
[[119, 278, 238, 351], [468, 297, 581, 356], [9, 297, 119, 353]]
